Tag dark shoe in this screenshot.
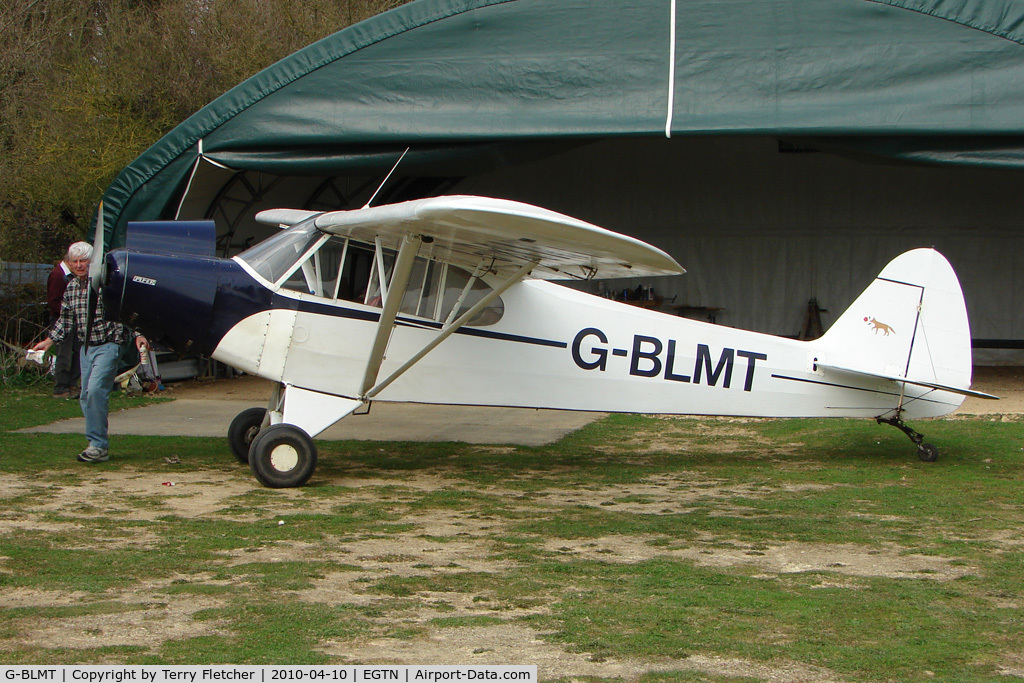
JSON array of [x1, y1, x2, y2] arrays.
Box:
[[77, 446, 109, 463]]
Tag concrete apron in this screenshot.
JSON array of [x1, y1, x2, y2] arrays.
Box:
[[19, 399, 605, 447]]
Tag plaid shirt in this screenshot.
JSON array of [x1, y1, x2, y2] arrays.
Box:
[[50, 277, 137, 346]]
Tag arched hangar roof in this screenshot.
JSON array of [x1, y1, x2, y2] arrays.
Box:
[[100, 0, 1024, 246]]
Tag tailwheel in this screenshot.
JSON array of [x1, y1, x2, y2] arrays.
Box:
[[227, 407, 267, 464], [248, 423, 318, 488], [876, 414, 938, 462]]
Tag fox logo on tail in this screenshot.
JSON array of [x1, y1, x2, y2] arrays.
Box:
[[864, 316, 895, 336]]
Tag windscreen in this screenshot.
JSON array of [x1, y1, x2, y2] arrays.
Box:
[[238, 229, 504, 326]]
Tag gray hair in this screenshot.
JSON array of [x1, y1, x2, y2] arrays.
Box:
[[67, 241, 93, 261]]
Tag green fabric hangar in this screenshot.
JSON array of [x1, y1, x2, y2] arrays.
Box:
[[100, 0, 1024, 361]]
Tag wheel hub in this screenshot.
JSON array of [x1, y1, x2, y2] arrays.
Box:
[[269, 443, 300, 472]]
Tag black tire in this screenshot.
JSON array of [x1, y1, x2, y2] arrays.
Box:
[[228, 407, 267, 464], [248, 423, 318, 488], [917, 443, 939, 462]]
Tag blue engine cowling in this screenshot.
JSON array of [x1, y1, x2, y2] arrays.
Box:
[[104, 219, 274, 356], [124, 220, 218, 258], [105, 250, 221, 355]]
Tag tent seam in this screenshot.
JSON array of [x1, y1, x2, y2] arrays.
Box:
[[863, 0, 1024, 47]]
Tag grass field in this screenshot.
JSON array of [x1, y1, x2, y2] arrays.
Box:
[[1, 383, 1023, 681]]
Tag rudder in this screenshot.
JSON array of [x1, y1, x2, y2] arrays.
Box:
[[817, 249, 979, 408]]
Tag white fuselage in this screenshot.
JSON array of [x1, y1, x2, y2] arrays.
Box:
[[212, 275, 962, 422]]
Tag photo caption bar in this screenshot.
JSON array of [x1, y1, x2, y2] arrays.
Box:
[[0, 667, 536, 683]]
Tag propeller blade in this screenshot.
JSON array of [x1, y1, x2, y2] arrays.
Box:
[[88, 201, 105, 292], [83, 202, 105, 349]]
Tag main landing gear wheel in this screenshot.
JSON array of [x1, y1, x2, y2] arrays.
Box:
[[228, 407, 267, 464], [917, 443, 939, 462], [248, 423, 318, 488]]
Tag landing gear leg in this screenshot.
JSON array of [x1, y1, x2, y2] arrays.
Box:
[[876, 415, 938, 462]]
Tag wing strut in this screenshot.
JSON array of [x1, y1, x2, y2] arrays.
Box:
[[364, 258, 540, 401], [444, 260, 491, 326], [359, 234, 422, 396]]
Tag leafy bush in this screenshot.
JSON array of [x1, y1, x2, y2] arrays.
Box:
[[1, 0, 409, 264]]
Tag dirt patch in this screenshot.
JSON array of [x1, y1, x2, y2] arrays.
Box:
[[20, 594, 231, 652], [538, 472, 828, 516], [325, 623, 845, 682], [955, 366, 1024, 415], [0, 462, 994, 678], [544, 536, 974, 581], [161, 375, 274, 401], [5, 367, 1022, 677], [594, 421, 778, 455]]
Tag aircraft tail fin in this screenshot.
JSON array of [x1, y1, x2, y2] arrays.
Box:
[[816, 248, 995, 406]]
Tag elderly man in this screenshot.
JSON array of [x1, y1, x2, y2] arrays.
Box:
[[32, 241, 148, 463]]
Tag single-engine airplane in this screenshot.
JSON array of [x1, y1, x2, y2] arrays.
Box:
[[97, 195, 996, 487]]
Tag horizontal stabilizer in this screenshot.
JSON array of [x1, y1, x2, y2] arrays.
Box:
[[817, 362, 999, 400]]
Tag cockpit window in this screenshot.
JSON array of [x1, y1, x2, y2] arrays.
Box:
[[237, 227, 504, 326], [438, 265, 504, 326], [237, 223, 323, 285]]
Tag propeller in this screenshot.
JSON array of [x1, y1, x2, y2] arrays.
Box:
[[83, 201, 105, 349]]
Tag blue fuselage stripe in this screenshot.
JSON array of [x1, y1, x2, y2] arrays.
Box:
[[270, 293, 567, 349]]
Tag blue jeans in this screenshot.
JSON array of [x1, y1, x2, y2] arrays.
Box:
[[79, 342, 120, 450]]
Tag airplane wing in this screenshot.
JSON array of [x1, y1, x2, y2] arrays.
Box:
[[257, 195, 684, 280], [256, 208, 320, 227]]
